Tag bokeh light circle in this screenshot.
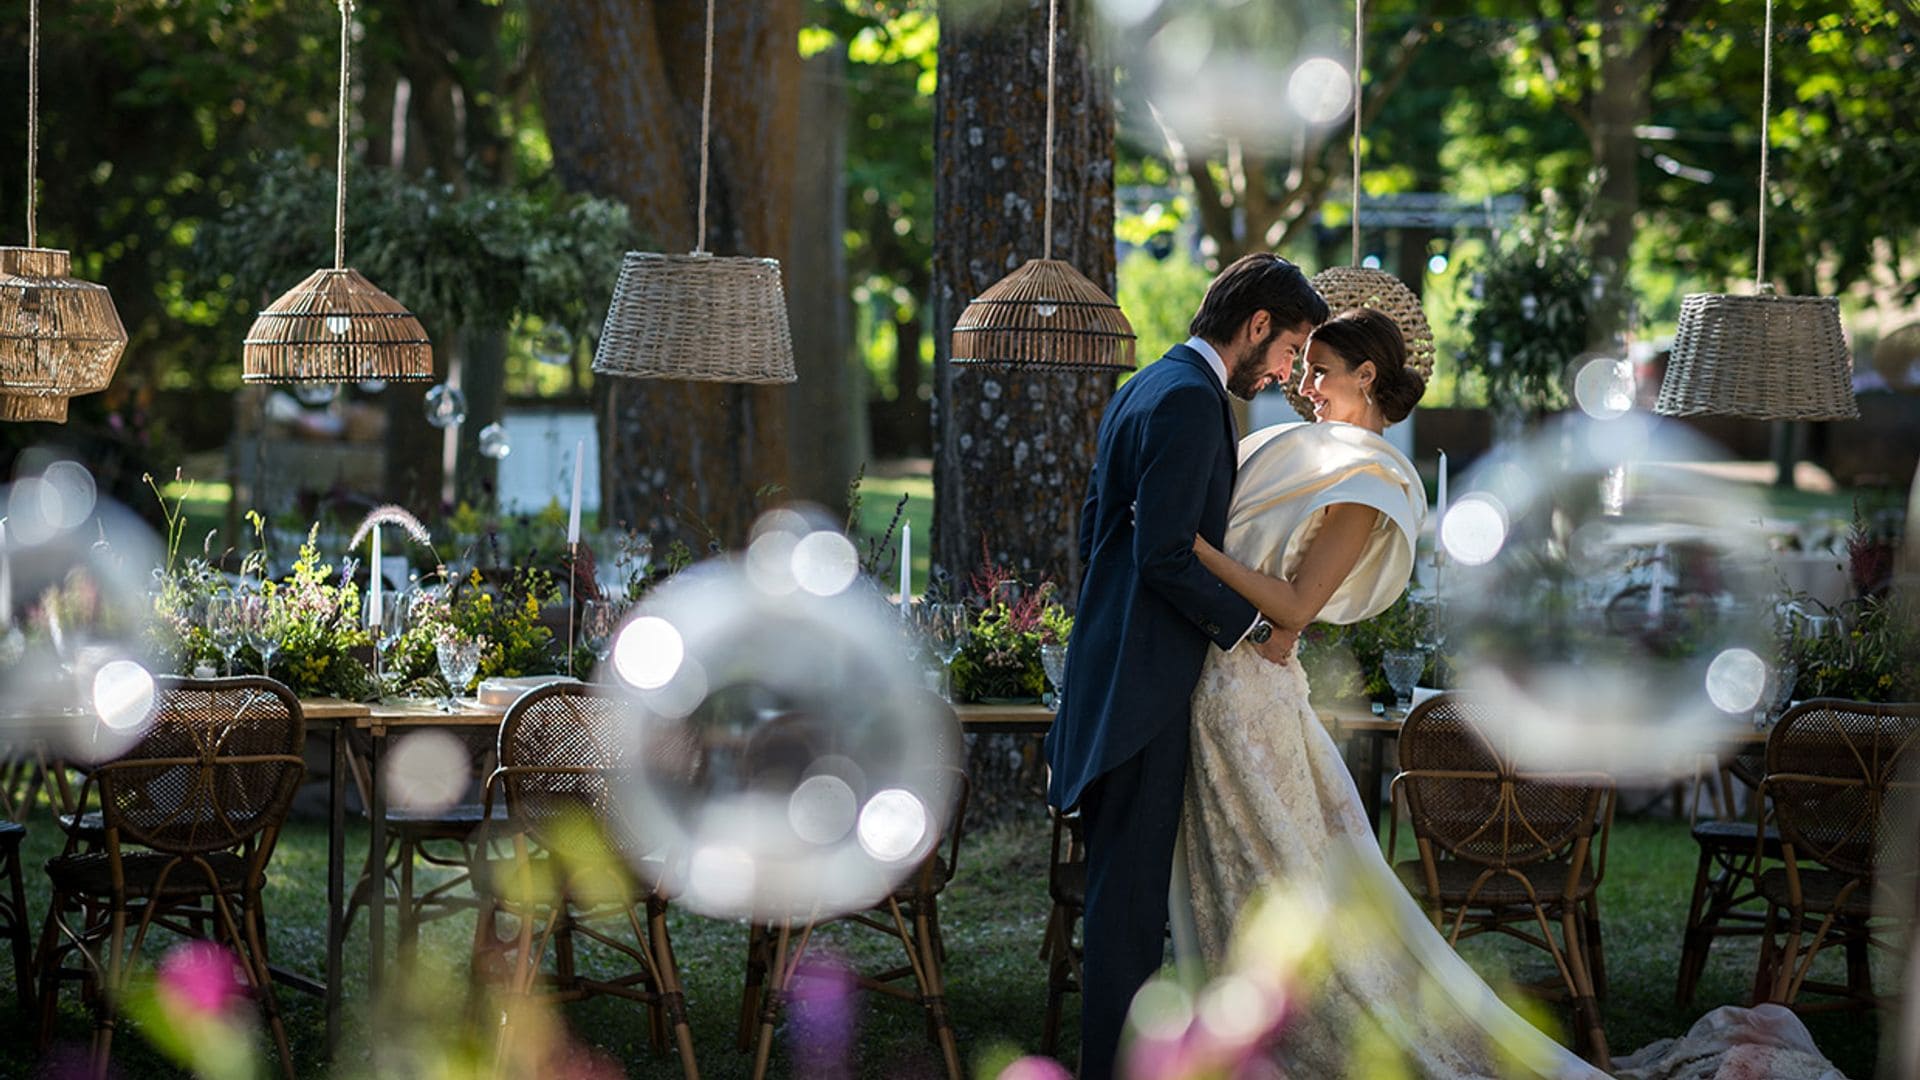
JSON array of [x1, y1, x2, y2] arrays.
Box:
[[1442, 415, 1774, 777], [600, 519, 960, 921], [1286, 57, 1353, 125]]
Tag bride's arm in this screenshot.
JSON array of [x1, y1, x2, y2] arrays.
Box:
[[1193, 503, 1377, 629]]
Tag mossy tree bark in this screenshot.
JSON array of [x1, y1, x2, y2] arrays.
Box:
[[931, 0, 1118, 601], [533, 0, 801, 549]]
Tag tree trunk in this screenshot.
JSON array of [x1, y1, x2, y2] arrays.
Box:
[[932, 0, 1117, 600], [1591, 10, 1645, 341], [784, 45, 862, 516], [533, 0, 801, 549]]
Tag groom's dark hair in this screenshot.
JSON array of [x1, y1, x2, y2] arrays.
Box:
[[1189, 253, 1329, 344]]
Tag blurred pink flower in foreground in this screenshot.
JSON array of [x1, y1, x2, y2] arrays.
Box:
[[157, 941, 247, 1017], [998, 1055, 1073, 1080]]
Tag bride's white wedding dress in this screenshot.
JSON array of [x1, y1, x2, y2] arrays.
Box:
[[1174, 422, 1604, 1078]]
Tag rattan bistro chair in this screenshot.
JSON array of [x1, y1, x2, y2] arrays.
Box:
[[472, 682, 698, 1079], [1389, 693, 1615, 1067], [1675, 739, 1781, 1007], [738, 699, 972, 1080], [0, 821, 32, 1010], [1037, 806, 1085, 1057], [1752, 699, 1920, 1011], [33, 676, 304, 1078]]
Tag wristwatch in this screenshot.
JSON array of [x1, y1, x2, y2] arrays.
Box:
[[1248, 618, 1275, 645]]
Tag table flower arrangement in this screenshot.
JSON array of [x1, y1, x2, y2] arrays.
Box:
[[948, 559, 1072, 704], [385, 566, 560, 695]]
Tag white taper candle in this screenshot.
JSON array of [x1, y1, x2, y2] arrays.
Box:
[[899, 520, 912, 613], [368, 524, 382, 627], [568, 439, 585, 545]]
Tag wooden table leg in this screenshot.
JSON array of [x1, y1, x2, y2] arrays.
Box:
[[368, 728, 386, 1002], [326, 721, 345, 1056]]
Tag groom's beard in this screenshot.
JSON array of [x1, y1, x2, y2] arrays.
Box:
[[1225, 331, 1288, 400]]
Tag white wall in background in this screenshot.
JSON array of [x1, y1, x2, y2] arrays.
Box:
[[494, 409, 600, 514]]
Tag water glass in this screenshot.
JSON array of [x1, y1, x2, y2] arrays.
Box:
[[1040, 642, 1068, 712], [435, 637, 483, 712], [1761, 661, 1799, 730], [206, 595, 243, 677], [581, 599, 625, 669], [922, 603, 969, 702], [1382, 648, 1427, 716], [240, 591, 279, 678]]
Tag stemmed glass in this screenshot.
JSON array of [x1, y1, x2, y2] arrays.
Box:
[[206, 594, 244, 677], [435, 634, 483, 712], [581, 599, 625, 674], [1382, 648, 1428, 716], [1760, 661, 1799, 730], [1040, 642, 1068, 712], [370, 592, 409, 692], [921, 602, 969, 703], [240, 590, 280, 678]]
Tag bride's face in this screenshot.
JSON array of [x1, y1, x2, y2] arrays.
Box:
[[1297, 341, 1378, 427]]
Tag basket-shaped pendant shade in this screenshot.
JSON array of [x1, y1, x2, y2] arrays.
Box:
[[0, 247, 128, 422], [951, 258, 1136, 371], [1296, 265, 1435, 419], [242, 268, 434, 384], [1656, 291, 1857, 421], [592, 252, 796, 384]]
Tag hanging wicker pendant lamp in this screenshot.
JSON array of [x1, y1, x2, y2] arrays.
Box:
[[591, 0, 794, 384], [0, 0, 129, 423], [1656, 0, 1854, 421], [950, 0, 1135, 371], [243, 0, 431, 384], [1297, 0, 1432, 419]]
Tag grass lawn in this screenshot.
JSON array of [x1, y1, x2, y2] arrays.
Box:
[[0, 785, 1889, 1078]]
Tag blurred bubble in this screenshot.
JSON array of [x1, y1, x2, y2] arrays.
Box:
[[792, 531, 859, 597], [856, 788, 930, 863], [1439, 494, 1508, 566], [1572, 355, 1635, 420], [1131, 980, 1196, 1042], [1427, 253, 1449, 275], [1360, 254, 1382, 270], [1705, 648, 1768, 714], [92, 660, 156, 732], [293, 383, 339, 407], [386, 730, 470, 813], [1286, 57, 1352, 124], [1196, 972, 1275, 1044], [533, 323, 574, 366], [477, 422, 512, 460], [1445, 414, 1774, 776], [0, 484, 163, 764], [423, 384, 467, 429], [601, 533, 960, 920]]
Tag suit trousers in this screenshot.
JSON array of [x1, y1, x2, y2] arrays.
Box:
[[1076, 717, 1190, 1080]]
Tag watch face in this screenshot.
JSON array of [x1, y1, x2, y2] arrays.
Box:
[[1251, 623, 1272, 644]]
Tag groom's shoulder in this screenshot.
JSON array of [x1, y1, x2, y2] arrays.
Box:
[[1124, 348, 1208, 399]]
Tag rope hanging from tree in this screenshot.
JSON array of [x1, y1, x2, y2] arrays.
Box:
[[239, 0, 433, 384], [1296, 0, 1435, 419], [1654, 0, 1855, 421], [589, 0, 796, 383], [0, 0, 130, 423], [949, 0, 1136, 371]]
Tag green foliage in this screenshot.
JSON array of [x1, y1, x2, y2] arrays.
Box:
[[387, 567, 561, 694], [254, 534, 376, 700], [1299, 592, 1439, 705], [947, 556, 1072, 703], [192, 152, 640, 350], [1456, 208, 1620, 414], [1778, 591, 1920, 704], [1115, 250, 1212, 372]]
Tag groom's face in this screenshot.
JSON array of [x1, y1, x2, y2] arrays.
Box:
[[1225, 315, 1312, 400]]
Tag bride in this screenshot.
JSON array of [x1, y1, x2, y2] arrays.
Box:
[[1170, 308, 1603, 1078]]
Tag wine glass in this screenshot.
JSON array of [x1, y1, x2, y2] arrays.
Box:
[[581, 599, 624, 670], [1040, 642, 1068, 712], [1761, 661, 1799, 730], [241, 591, 280, 678], [370, 592, 408, 692], [923, 603, 969, 703], [206, 594, 243, 677], [1382, 648, 1427, 716], [435, 636, 483, 712]]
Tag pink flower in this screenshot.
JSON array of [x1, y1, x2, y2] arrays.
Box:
[[157, 941, 246, 1017], [999, 1056, 1073, 1080]]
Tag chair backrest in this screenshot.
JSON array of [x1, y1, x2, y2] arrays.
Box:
[[494, 682, 693, 864], [1396, 692, 1608, 869], [95, 676, 306, 856], [1765, 698, 1920, 879]]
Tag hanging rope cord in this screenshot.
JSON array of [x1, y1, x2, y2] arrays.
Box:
[[25, 0, 38, 247], [693, 0, 716, 254], [1042, 0, 1058, 261], [334, 0, 353, 270], [1351, 0, 1364, 266], [1755, 0, 1772, 287]]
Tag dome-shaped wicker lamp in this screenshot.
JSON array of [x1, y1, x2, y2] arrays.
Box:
[[1, 0, 129, 424], [1655, 0, 1856, 422], [591, 0, 795, 385], [1292, 0, 1433, 420], [243, 0, 431, 385], [950, 0, 1135, 372]]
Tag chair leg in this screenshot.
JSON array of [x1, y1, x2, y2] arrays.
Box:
[[738, 923, 768, 1052], [1845, 919, 1872, 1002], [645, 898, 699, 1080], [229, 891, 296, 1080], [1675, 845, 1716, 1007], [1583, 896, 1607, 1003], [4, 839, 33, 1011], [34, 889, 72, 1052], [1753, 903, 1781, 1005], [1560, 906, 1609, 1070], [912, 901, 963, 1080], [751, 922, 797, 1080]]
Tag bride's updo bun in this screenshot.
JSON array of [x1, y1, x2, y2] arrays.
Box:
[[1311, 308, 1427, 425]]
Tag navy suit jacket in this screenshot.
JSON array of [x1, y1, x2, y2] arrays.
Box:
[[1044, 344, 1260, 811]]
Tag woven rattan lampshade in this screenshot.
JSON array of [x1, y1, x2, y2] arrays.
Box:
[[1655, 290, 1856, 420], [1292, 264, 1435, 418], [0, 246, 129, 422], [242, 268, 432, 384], [591, 252, 796, 384], [951, 258, 1136, 371]]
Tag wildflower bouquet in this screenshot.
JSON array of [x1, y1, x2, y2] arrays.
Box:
[[948, 557, 1072, 703], [251, 530, 375, 699], [387, 567, 561, 694]]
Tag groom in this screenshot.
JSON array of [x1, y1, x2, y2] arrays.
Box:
[[1046, 253, 1327, 1079]]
